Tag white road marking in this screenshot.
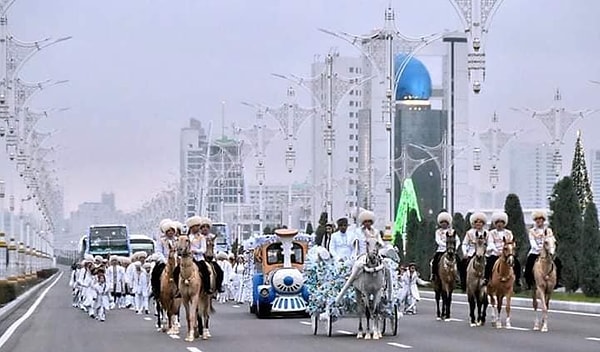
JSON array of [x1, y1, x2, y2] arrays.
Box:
[[187, 347, 203, 352], [506, 326, 530, 331], [388, 342, 413, 349], [585, 337, 600, 342], [420, 298, 600, 318], [170, 334, 180, 339], [143, 317, 152, 321], [300, 321, 311, 326], [444, 318, 463, 322], [337, 330, 354, 335], [232, 305, 240, 308], [0, 272, 63, 349]]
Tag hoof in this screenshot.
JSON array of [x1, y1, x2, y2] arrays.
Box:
[[476, 321, 481, 327], [185, 336, 194, 342], [444, 318, 452, 322], [496, 322, 502, 329], [364, 333, 372, 340], [541, 324, 548, 333], [469, 323, 476, 327], [203, 329, 212, 338], [533, 325, 540, 331], [436, 317, 442, 321], [373, 334, 380, 340], [356, 333, 364, 339]]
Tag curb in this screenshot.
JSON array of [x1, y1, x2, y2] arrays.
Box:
[[0, 271, 62, 322], [420, 291, 600, 314]]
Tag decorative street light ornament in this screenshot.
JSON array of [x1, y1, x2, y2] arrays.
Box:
[[449, 0, 505, 93], [473, 147, 482, 170], [9, 195, 14, 211]]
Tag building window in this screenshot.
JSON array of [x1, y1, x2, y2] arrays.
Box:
[[350, 135, 354, 140], [349, 157, 354, 162], [349, 101, 354, 107], [349, 67, 354, 73], [349, 123, 354, 129], [349, 112, 354, 118], [349, 90, 354, 95], [349, 145, 354, 151]]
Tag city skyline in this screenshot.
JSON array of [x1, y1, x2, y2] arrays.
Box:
[[3, 0, 599, 214]]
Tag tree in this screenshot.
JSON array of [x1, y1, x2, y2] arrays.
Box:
[[404, 209, 420, 263], [550, 176, 582, 292], [420, 218, 437, 277], [263, 226, 272, 235], [452, 212, 466, 238], [580, 202, 600, 297], [464, 212, 473, 231], [504, 194, 528, 263], [571, 131, 594, 214], [305, 222, 314, 235]]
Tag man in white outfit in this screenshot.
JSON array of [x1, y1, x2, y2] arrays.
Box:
[[329, 218, 356, 262]]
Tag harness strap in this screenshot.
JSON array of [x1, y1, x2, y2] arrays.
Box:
[[363, 263, 384, 273]]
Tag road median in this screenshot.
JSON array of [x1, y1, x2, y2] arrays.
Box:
[[0, 268, 61, 322]]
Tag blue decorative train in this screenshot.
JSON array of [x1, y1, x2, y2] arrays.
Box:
[[243, 229, 312, 318]]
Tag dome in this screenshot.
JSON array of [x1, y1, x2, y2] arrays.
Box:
[[394, 54, 432, 101]]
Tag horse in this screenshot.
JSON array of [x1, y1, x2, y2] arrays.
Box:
[[335, 238, 388, 340], [488, 238, 515, 329], [177, 235, 202, 342], [150, 255, 166, 330], [466, 231, 488, 327], [532, 235, 556, 332], [159, 241, 181, 335], [197, 235, 216, 340], [433, 231, 458, 321]]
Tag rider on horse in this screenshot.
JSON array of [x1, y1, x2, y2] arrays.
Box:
[[524, 210, 561, 290], [355, 210, 385, 255], [329, 217, 357, 262], [186, 216, 224, 294], [460, 212, 487, 291], [431, 212, 461, 281], [484, 212, 517, 286]]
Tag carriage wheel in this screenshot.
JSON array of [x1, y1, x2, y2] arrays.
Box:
[[311, 313, 319, 335], [326, 309, 333, 337], [392, 304, 399, 336]]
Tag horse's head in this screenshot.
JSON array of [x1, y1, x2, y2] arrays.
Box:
[[176, 235, 191, 257], [542, 235, 556, 258], [365, 238, 382, 266], [445, 230, 457, 258], [502, 238, 515, 267], [474, 231, 487, 258]]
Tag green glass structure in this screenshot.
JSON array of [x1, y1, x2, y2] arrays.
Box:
[[393, 178, 422, 244]]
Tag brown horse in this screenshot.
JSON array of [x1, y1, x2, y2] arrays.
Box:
[[488, 239, 515, 329], [159, 241, 181, 335], [177, 235, 202, 342], [433, 232, 458, 321], [532, 235, 556, 332], [466, 231, 488, 327]]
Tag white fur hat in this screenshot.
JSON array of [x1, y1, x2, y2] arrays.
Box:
[[470, 212, 487, 226], [134, 261, 142, 268], [492, 212, 508, 225], [228, 253, 235, 260], [161, 221, 178, 234], [437, 212, 452, 225], [532, 210, 547, 220], [216, 251, 228, 260], [142, 263, 152, 270], [200, 217, 212, 227], [137, 251, 148, 259], [84, 254, 94, 261], [186, 216, 203, 228], [94, 255, 103, 263], [159, 218, 172, 233], [358, 210, 375, 224], [172, 221, 184, 232]]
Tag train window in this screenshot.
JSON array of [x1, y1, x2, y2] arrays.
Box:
[[265, 242, 304, 265]]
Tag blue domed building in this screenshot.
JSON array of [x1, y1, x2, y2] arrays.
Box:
[[394, 54, 432, 101], [393, 54, 446, 218]]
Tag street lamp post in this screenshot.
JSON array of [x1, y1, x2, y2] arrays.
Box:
[[474, 112, 519, 207], [514, 90, 598, 180], [265, 87, 315, 228], [319, 5, 441, 226], [448, 0, 506, 93], [272, 52, 364, 222]]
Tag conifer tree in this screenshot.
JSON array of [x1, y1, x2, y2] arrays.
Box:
[[549, 177, 582, 292], [571, 131, 594, 214], [404, 209, 420, 263], [452, 213, 466, 237], [504, 194, 528, 262], [580, 202, 600, 297]]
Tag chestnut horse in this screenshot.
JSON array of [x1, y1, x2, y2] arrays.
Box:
[[466, 231, 488, 327], [177, 235, 202, 342], [488, 239, 515, 328], [532, 235, 556, 332], [159, 241, 181, 335]]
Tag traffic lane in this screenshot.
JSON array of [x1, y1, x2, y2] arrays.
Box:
[[419, 296, 600, 343]]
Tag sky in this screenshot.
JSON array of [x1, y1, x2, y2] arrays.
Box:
[[5, 0, 600, 214]]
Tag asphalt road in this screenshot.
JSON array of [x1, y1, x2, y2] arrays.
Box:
[[1, 270, 599, 352]]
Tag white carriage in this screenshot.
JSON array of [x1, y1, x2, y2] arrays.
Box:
[[305, 247, 401, 337]]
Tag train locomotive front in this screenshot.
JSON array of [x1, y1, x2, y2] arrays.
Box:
[[250, 229, 310, 318]]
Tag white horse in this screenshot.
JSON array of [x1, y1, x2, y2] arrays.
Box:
[[335, 238, 390, 340]]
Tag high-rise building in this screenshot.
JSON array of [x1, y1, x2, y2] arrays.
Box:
[[180, 118, 209, 218], [247, 182, 312, 231], [589, 149, 600, 209], [67, 193, 122, 245], [310, 55, 363, 220], [206, 136, 245, 222], [508, 143, 555, 209]]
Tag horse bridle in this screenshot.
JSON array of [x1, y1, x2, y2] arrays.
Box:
[[363, 241, 384, 273]]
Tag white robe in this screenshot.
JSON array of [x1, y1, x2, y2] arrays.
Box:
[[106, 265, 126, 294], [133, 270, 150, 296], [93, 282, 111, 310], [398, 271, 427, 302]]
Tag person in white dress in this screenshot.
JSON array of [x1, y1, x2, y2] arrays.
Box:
[[216, 252, 234, 303], [106, 256, 126, 309], [93, 272, 110, 322], [232, 255, 246, 303], [329, 218, 356, 262], [398, 263, 428, 314]]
